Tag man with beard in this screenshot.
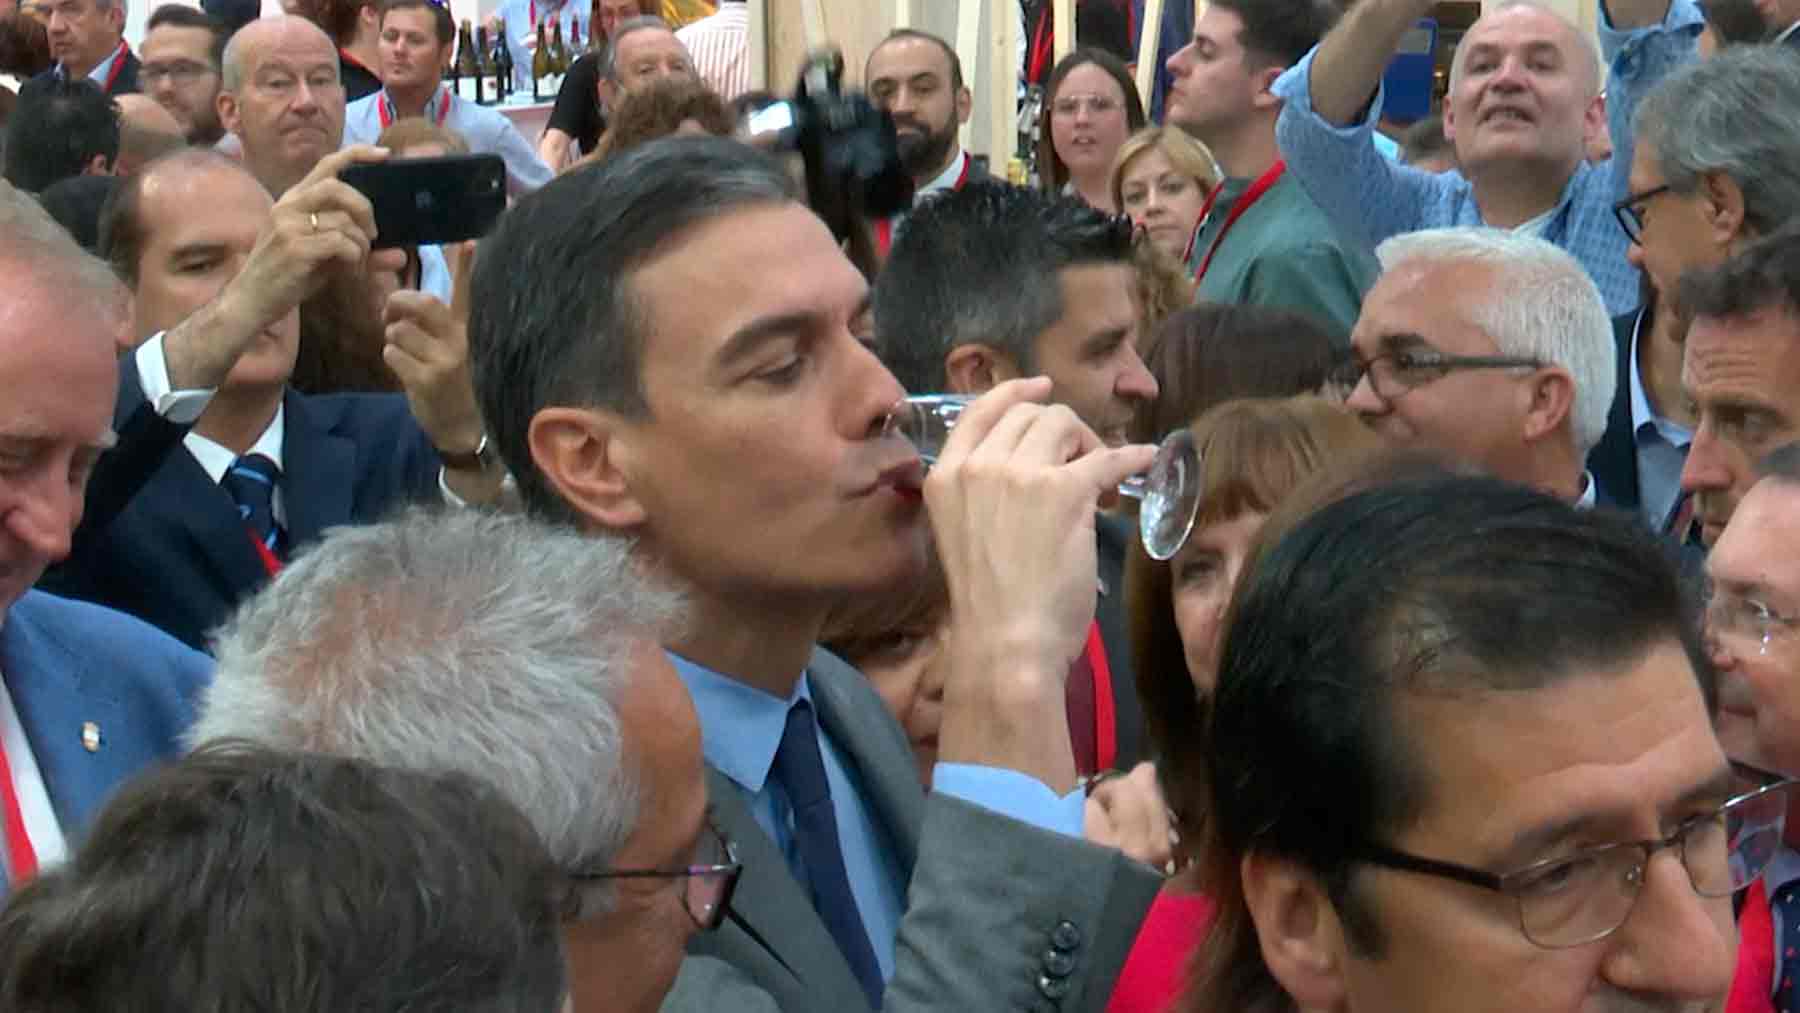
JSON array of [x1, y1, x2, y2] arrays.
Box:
[[864, 29, 982, 257], [139, 4, 225, 145]]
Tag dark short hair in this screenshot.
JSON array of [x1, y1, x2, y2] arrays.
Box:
[[99, 146, 245, 285], [1035, 48, 1146, 192], [1208, 0, 1341, 68], [146, 3, 227, 69], [35, 173, 116, 251], [378, 0, 453, 46], [468, 134, 798, 524], [1187, 473, 1712, 1010], [2, 78, 119, 193], [866, 27, 963, 92], [1129, 303, 1341, 445], [1698, 0, 1771, 46], [1399, 113, 1452, 165], [873, 180, 1135, 394], [1677, 222, 1800, 324], [0, 741, 567, 1012]]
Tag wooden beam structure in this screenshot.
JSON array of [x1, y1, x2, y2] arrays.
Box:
[[988, 0, 1018, 169], [1053, 0, 1074, 64]]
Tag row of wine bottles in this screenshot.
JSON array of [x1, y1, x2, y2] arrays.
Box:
[[446, 15, 582, 106]]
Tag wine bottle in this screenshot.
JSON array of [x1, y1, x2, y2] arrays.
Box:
[[532, 21, 550, 102], [549, 18, 568, 85], [491, 16, 513, 102], [473, 23, 492, 105], [455, 19, 479, 104]]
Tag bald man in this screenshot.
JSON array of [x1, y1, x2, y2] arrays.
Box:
[[217, 16, 345, 195], [113, 93, 186, 175]]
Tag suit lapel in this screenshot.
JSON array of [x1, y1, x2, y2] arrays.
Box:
[[160, 444, 271, 600], [279, 391, 357, 547], [3, 613, 127, 833], [806, 649, 923, 874], [703, 768, 871, 1011]]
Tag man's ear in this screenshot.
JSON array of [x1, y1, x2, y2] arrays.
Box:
[[1241, 851, 1353, 1009], [1248, 63, 1286, 113], [943, 343, 1021, 395], [1701, 170, 1750, 251], [217, 90, 241, 136], [1521, 365, 1577, 446], [527, 406, 650, 531], [955, 84, 973, 126], [596, 76, 617, 114]]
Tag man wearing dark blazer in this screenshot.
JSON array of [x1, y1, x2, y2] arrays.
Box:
[[1586, 287, 1695, 532], [873, 182, 1157, 774], [469, 136, 1161, 1013], [41, 145, 504, 652], [0, 182, 208, 894], [21, 0, 138, 97], [864, 28, 990, 258]]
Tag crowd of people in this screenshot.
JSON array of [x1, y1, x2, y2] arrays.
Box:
[[2, 0, 1800, 1010]]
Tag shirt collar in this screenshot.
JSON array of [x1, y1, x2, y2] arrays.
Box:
[[914, 148, 968, 204], [667, 649, 809, 795], [64, 40, 125, 85], [1576, 469, 1598, 510], [1626, 306, 1694, 447], [183, 404, 287, 484], [1776, 20, 1800, 43]]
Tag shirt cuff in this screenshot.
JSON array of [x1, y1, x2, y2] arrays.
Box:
[[1272, 48, 1386, 135], [133, 332, 215, 425], [930, 763, 1086, 840], [438, 467, 519, 508]]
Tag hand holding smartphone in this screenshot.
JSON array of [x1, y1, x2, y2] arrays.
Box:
[[339, 154, 508, 249]]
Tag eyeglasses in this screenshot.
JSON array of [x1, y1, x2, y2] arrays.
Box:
[[1705, 582, 1800, 657], [1330, 349, 1546, 401], [571, 817, 742, 930], [1052, 94, 1122, 117], [140, 60, 218, 86], [1613, 183, 1673, 244], [1352, 776, 1800, 949]]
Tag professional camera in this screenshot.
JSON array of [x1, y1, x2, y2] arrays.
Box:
[[742, 48, 914, 241]]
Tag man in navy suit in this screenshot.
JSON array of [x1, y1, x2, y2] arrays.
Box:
[[1587, 279, 1695, 533], [0, 182, 208, 892], [40, 144, 504, 651], [21, 0, 138, 97]]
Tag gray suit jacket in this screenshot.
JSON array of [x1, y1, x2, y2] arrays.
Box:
[[662, 648, 1163, 1013]]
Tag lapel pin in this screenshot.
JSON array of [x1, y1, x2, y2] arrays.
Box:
[[81, 721, 102, 753]]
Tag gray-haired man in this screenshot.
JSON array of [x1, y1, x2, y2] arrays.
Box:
[[190, 507, 737, 1013]]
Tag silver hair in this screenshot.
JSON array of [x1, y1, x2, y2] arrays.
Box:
[[1635, 46, 1800, 237], [1447, 0, 1605, 99], [599, 14, 676, 81], [189, 507, 684, 907], [221, 15, 335, 93], [0, 179, 125, 323], [1375, 227, 1616, 457]]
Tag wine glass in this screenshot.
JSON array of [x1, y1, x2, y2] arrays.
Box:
[[884, 394, 1203, 561]]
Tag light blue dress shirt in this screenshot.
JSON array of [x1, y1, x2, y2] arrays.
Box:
[[670, 650, 1085, 985], [1626, 311, 1693, 528], [1267, 0, 1703, 319]]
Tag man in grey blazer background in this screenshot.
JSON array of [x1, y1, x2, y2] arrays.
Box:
[[468, 135, 1163, 1012]]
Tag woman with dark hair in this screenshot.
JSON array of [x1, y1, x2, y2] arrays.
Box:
[[1036, 47, 1144, 212], [1131, 302, 1344, 445], [288, 0, 382, 99], [0, 11, 51, 115]]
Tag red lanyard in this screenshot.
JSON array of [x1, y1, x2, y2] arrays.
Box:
[[378, 87, 451, 128], [98, 40, 129, 93], [876, 152, 971, 256], [1192, 160, 1285, 284], [1028, 6, 1054, 83]]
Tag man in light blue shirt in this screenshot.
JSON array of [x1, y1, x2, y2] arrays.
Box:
[[465, 135, 1162, 1013], [1270, 0, 1702, 317]]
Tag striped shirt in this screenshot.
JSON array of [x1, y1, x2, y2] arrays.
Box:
[[675, 0, 749, 101]]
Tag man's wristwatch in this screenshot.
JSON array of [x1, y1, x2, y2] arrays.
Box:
[[438, 433, 499, 472]]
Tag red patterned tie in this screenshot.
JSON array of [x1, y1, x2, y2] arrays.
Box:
[[0, 735, 39, 883]]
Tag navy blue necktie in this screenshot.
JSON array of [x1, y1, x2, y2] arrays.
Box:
[[221, 453, 284, 557], [770, 699, 884, 1009]]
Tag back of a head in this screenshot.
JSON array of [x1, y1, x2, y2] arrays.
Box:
[[1677, 221, 1800, 326], [36, 172, 116, 250], [1699, 0, 1771, 47], [590, 73, 732, 162], [1208, 0, 1341, 67], [1399, 114, 1452, 166], [2, 77, 119, 193], [0, 742, 566, 1013], [0, 12, 52, 78], [1637, 46, 1800, 238], [202, 0, 261, 37], [190, 507, 683, 880], [1375, 227, 1615, 456], [1130, 303, 1340, 444], [874, 180, 1134, 394], [469, 134, 796, 523], [1191, 474, 1707, 1009], [1, 177, 125, 332]]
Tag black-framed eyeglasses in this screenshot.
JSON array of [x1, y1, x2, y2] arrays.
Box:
[[570, 817, 742, 931], [1614, 183, 1673, 244], [1351, 774, 1800, 949], [1330, 349, 1546, 402], [140, 59, 217, 85]]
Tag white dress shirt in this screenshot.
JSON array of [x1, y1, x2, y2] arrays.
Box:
[[0, 667, 70, 883], [134, 334, 290, 523]]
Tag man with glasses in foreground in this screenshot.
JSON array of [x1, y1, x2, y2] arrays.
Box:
[[1337, 226, 1616, 505], [1189, 469, 1770, 1012], [190, 508, 762, 1013]]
